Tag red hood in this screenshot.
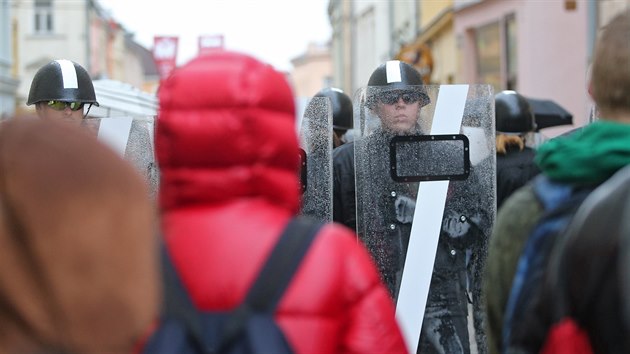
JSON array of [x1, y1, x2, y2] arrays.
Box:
[[156, 52, 300, 213]]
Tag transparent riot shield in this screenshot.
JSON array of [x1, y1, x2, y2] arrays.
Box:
[[83, 116, 159, 199], [298, 97, 333, 222], [353, 84, 495, 353]]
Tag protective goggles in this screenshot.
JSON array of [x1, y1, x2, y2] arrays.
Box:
[[46, 100, 84, 111], [379, 91, 423, 105]]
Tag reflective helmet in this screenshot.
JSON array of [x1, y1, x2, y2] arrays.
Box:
[[495, 91, 535, 133], [366, 60, 430, 109], [314, 87, 353, 130], [27, 59, 99, 106]]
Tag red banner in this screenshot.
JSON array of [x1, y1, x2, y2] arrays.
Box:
[[198, 34, 224, 56], [153, 36, 179, 80]]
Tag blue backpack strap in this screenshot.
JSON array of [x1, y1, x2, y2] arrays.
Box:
[[532, 175, 575, 210], [139, 244, 209, 354], [219, 216, 323, 350], [502, 176, 571, 334], [501, 176, 595, 352]]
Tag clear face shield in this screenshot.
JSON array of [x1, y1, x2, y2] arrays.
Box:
[[84, 116, 158, 198]]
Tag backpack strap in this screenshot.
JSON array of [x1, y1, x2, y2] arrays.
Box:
[[219, 216, 323, 349], [247, 216, 322, 310], [502, 177, 598, 352], [159, 244, 208, 353], [532, 175, 574, 211]]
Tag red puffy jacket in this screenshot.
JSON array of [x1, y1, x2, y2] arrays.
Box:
[[155, 52, 407, 354]]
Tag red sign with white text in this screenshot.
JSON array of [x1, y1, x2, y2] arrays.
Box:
[[153, 36, 179, 80]]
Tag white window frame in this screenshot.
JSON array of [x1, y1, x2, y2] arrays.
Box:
[[34, 0, 54, 35]]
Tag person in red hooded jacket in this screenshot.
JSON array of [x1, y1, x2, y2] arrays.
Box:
[[155, 51, 407, 354]]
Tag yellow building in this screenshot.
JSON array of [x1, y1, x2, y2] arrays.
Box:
[[396, 1, 456, 85]]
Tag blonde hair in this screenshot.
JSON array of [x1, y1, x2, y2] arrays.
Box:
[[591, 12, 630, 118], [496, 134, 525, 154]]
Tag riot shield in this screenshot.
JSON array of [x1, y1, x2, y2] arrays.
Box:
[[352, 84, 495, 353], [83, 117, 159, 199], [298, 97, 333, 222]]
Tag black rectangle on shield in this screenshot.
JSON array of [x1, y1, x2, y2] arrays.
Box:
[[389, 134, 470, 182]]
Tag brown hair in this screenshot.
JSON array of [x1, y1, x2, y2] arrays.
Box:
[[0, 117, 159, 353], [496, 133, 525, 154], [591, 12, 630, 119]]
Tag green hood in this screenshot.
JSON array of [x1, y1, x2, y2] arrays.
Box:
[[535, 120, 630, 185]]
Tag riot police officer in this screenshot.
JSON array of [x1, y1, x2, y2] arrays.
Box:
[[495, 90, 540, 208], [27, 59, 99, 124], [333, 61, 430, 233], [314, 87, 353, 148], [26, 59, 158, 199], [334, 60, 492, 353]]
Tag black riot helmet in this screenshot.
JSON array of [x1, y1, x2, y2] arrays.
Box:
[[27, 59, 99, 106], [495, 91, 535, 133], [366, 60, 430, 109], [314, 87, 353, 130]]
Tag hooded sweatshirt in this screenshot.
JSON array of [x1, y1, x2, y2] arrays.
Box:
[[536, 120, 630, 184], [0, 118, 159, 354]]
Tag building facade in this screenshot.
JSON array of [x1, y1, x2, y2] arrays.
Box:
[[290, 42, 332, 98], [454, 0, 588, 133], [396, 1, 456, 85], [328, 0, 629, 136], [0, 0, 19, 118], [11, 0, 155, 113], [329, 0, 353, 93], [351, 1, 393, 93]]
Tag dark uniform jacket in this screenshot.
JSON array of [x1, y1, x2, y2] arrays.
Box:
[[496, 146, 539, 209]]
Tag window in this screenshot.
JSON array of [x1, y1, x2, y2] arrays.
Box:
[[505, 14, 518, 90], [34, 0, 53, 34], [475, 21, 501, 92]]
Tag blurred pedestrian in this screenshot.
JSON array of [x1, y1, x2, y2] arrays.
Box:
[[525, 164, 630, 354], [0, 117, 159, 354], [154, 51, 407, 354], [494, 90, 540, 209], [314, 87, 353, 148], [484, 12, 630, 354]]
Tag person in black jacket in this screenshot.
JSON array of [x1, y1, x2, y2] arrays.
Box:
[[495, 90, 540, 209], [314, 87, 353, 148]]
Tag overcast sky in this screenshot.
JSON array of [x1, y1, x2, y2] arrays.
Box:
[[98, 0, 332, 71]]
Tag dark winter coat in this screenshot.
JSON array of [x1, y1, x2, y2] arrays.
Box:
[[496, 146, 540, 209]]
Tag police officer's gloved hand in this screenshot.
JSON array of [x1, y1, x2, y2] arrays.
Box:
[[442, 211, 473, 238], [395, 195, 416, 224]]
